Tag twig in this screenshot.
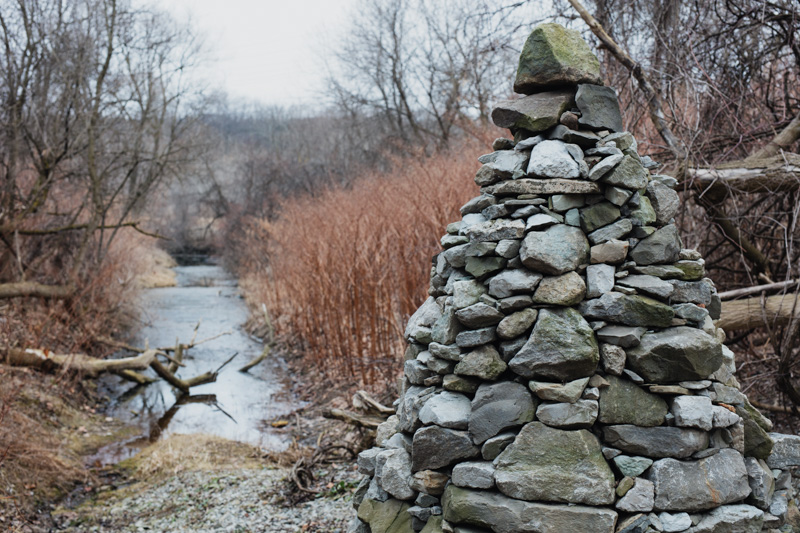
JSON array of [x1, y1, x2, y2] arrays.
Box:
[[718, 280, 799, 301]]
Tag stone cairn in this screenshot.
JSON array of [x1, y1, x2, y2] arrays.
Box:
[[349, 23, 800, 533]]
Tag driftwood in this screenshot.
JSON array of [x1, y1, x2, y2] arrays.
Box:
[[718, 280, 799, 301], [718, 293, 800, 332], [0, 281, 76, 300], [322, 408, 384, 430], [352, 390, 395, 416], [686, 154, 800, 200], [3, 347, 157, 376]]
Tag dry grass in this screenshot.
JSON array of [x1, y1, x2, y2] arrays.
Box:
[[120, 434, 263, 480], [237, 139, 485, 388]]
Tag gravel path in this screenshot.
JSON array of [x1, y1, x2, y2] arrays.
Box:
[[55, 466, 356, 533]]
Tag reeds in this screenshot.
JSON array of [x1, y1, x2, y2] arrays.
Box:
[[239, 140, 485, 388]]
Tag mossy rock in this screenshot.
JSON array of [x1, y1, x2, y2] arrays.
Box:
[[514, 23, 603, 94]]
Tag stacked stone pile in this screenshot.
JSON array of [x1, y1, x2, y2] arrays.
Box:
[[349, 23, 800, 533]]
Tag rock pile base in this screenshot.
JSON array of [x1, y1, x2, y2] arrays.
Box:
[[349, 23, 800, 533]]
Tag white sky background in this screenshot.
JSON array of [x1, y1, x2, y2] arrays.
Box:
[[160, 0, 357, 108]]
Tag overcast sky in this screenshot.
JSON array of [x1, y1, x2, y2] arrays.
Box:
[[161, 0, 357, 107]]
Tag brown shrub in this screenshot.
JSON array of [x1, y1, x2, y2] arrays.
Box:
[[238, 139, 486, 388]]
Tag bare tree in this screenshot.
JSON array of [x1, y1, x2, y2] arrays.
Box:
[[0, 0, 204, 298]]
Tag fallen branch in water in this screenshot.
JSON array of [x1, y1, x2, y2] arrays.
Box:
[[240, 304, 274, 373], [2, 347, 158, 376]]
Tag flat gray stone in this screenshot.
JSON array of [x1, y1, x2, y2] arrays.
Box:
[[419, 392, 472, 430], [485, 178, 601, 197], [492, 91, 575, 131], [442, 486, 618, 533], [588, 218, 633, 244], [429, 342, 461, 361], [576, 84, 623, 132], [494, 422, 615, 505], [765, 433, 800, 469], [463, 219, 526, 242], [590, 239, 629, 264], [487, 269, 542, 298], [532, 271, 586, 305], [604, 185, 633, 206], [586, 263, 615, 298], [405, 360, 436, 385], [712, 405, 742, 428], [509, 308, 599, 380], [691, 504, 764, 533], [589, 153, 624, 181], [473, 151, 530, 186], [469, 381, 536, 444], [671, 395, 713, 431], [598, 375, 668, 427], [455, 327, 496, 348], [525, 212, 559, 231], [616, 478, 654, 513], [745, 457, 774, 510], [578, 291, 674, 327], [601, 155, 648, 190], [465, 256, 506, 279], [647, 449, 750, 511], [460, 194, 496, 215], [596, 324, 646, 348], [451, 461, 495, 490], [673, 302, 710, 323], [520, 224, 589, 275], [551, 194, 585, 212], [603, 425, 709, 458], [527, 139, 581, 179], [412, 426, 479, 471], [481, 432, 516, 461], [431, 305, 463, 345], [376, 448, 416, 500], [536, 399, 598, 429], [455, 303, 504, 328], [529, 377, 590, 403], [646, 180, 680, 226], [626, 327, 723, 383], [442, 374, 479, 394], [658, 512, 692, 532], [495, 239, 521, 258], [617, 275, 674, 300], [668, 279, 713, 305], [629, 224, 682, 265]]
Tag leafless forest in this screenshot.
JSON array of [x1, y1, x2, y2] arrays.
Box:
[[1, 0, 799, 518]]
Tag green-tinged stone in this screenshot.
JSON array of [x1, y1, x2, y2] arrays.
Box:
[[491, 91, 575, 133], [613, 456, 654, 478], [357, 498, 414, 533], [494, 422, 615, 505], [601, 155, 648, 190], [674, 260, 705, 280], [598, 375, 668, 427], [465, 256, 506, 280], [579, 202, 621, 233], [578, 292, 675, 328], [454, 345, 507, 380], [420, 516, 444, 533], [443, 374, 480, 394], [442, 486, 618, 533], [514, 23, 602, 94], [616, 476, 635, 497], [736, 402, 774, 460], [626, 327, 723, 383], [509, 308, 599, 380], [629, 196, 656, 226]]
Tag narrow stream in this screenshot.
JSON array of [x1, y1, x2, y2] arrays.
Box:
[[93, 262, 298, 465]]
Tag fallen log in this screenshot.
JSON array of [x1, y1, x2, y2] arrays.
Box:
[[0, 281, 76, 300], [322, 408, 384, 430], [2, 347, 157, 376], [685, 153, 800, 200], [352, 390, 395, 416], [718, 280, 799, 301], [718, 292, 800, 332]]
